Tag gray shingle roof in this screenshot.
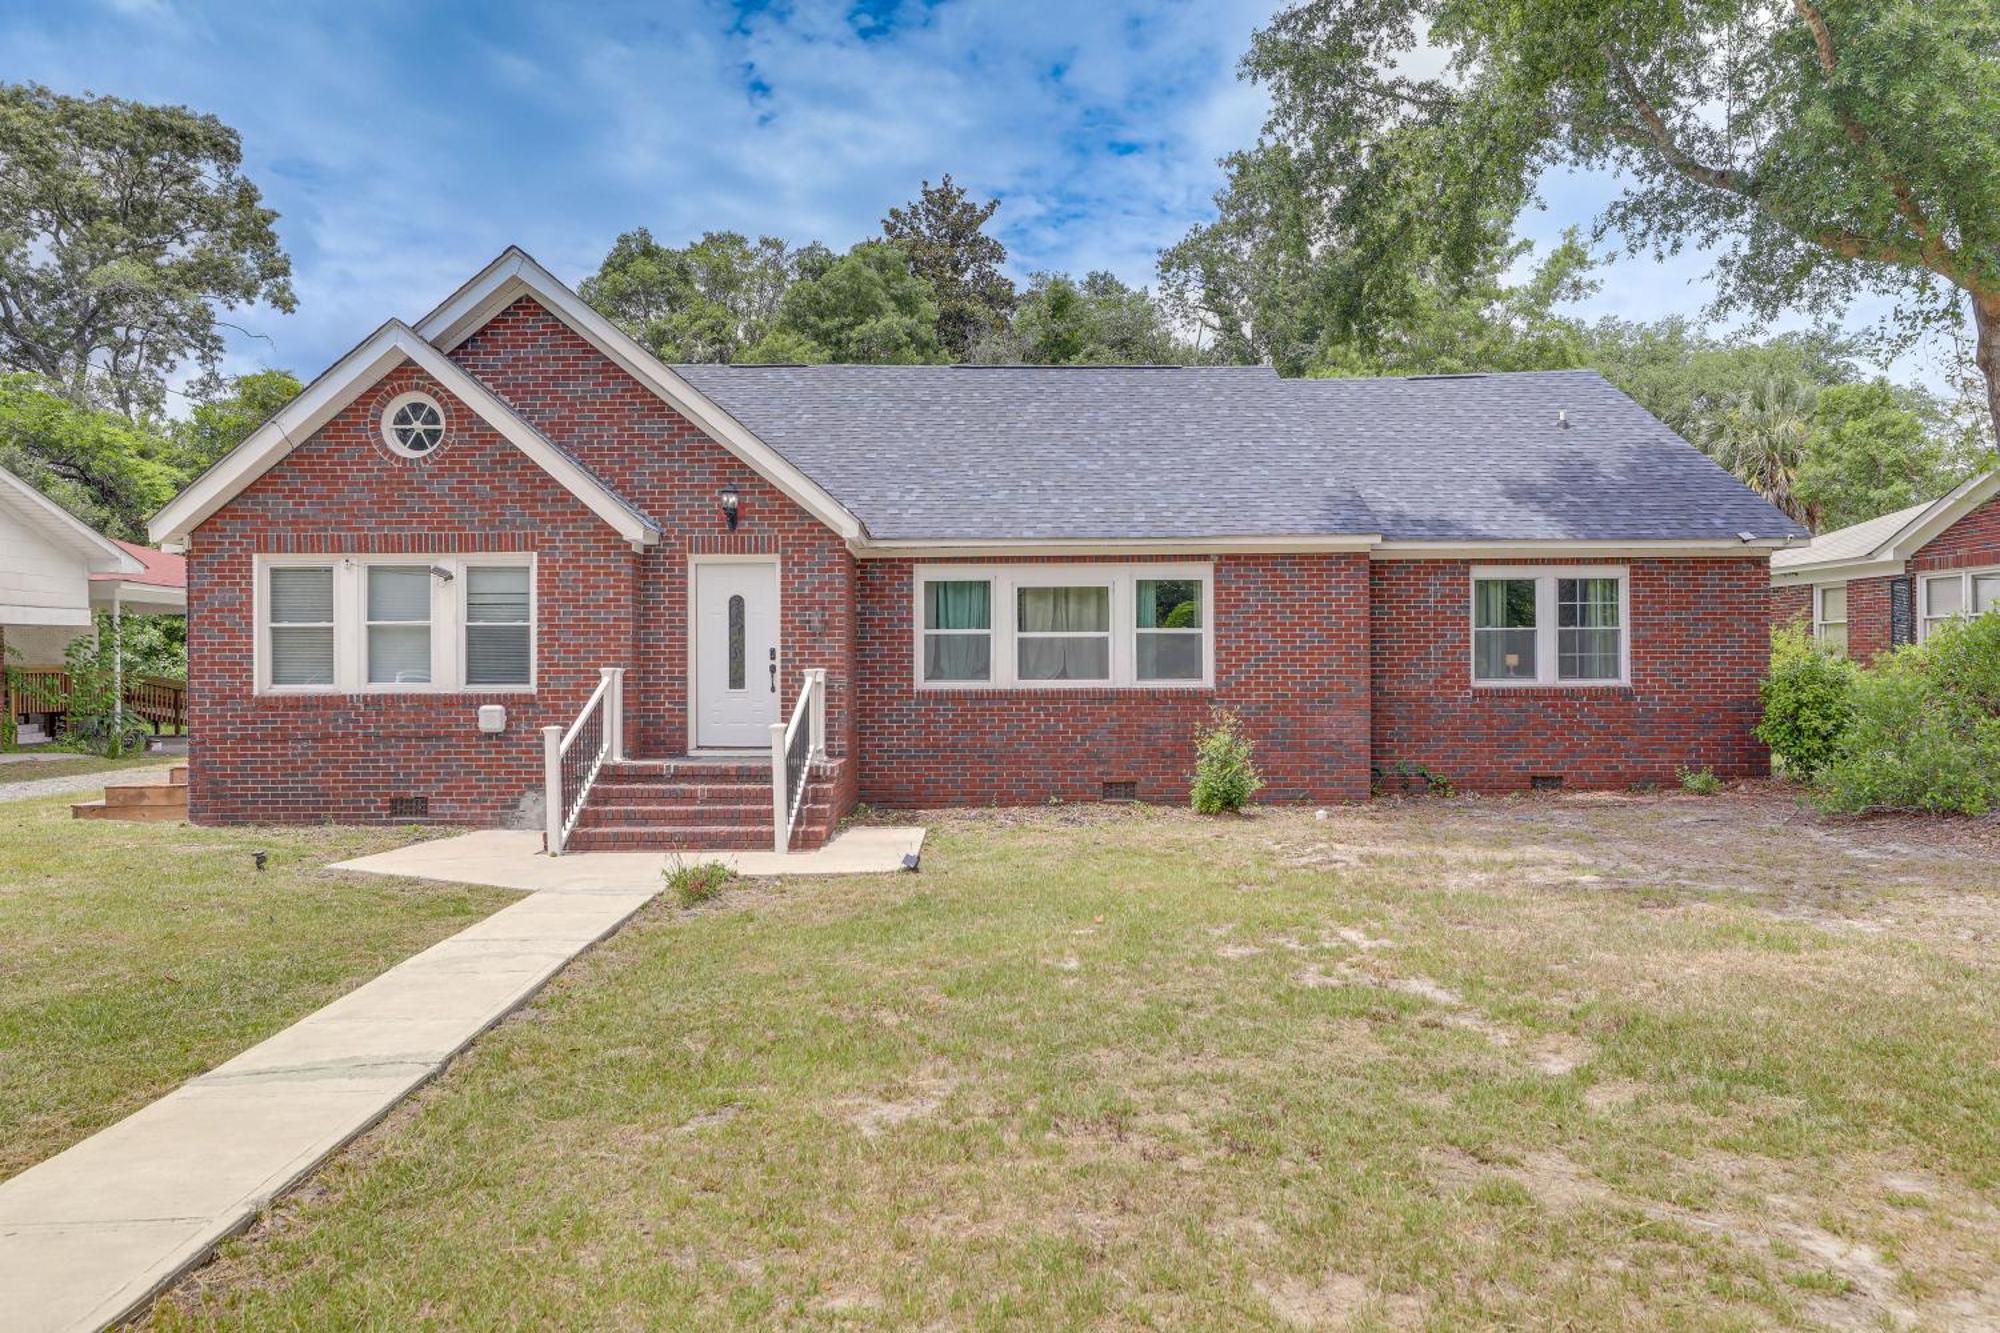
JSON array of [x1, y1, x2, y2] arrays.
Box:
[[672, 364, 1807, 543], [1770, 500, 1929, 571]]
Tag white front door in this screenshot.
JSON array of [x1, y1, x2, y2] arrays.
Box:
[[693, 560, 780, 749]]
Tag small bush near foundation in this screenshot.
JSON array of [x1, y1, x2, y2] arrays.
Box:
[[1677, 766, 1723, 796], [1815, 615, 2000, 815], [667, 859, 737, 908], [1756, 625, 1856, 781], [1191, 708, 1263, 815]]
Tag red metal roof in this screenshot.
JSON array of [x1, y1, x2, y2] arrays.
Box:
[[91, 540, 186, 589]]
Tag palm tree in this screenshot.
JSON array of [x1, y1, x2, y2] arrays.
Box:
[[1694, 374, 1819, 529]]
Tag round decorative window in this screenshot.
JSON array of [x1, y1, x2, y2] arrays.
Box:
[[382, 391, 445, 457]]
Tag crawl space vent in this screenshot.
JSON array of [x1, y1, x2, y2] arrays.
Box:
[[1529, 775, 1564, 792], [388, 795, 430, 819], [1101, 780, 1138, 802]]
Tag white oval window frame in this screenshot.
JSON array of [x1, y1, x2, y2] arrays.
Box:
[[380, 390, 447, 459]]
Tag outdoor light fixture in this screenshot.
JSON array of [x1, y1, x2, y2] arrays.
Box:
[[427, 565, 455, 582], [720, 487, 740, 529]]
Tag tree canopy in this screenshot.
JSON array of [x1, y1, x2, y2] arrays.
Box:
[[973, 271, 1190, 365], [578, 229, 792, 364], [740, 242, 944, 365], [0, 83, 295, 420], [881, 175, 1015, 360], [1234, 0, 2000, 448]]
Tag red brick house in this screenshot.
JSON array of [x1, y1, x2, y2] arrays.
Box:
[[150, 249, 1803, 852], [1769, 471, 2000, 664]]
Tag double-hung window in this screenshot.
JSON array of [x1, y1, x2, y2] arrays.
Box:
[[268, 566, 336, 687], [914, 564, 1212, 689], [1017, 583, 1112, 681], [366, 566, 433, 685], [259, 555, 535, 693], [922, 580, 992, 682], [1920, 568, 2000, 640], [1470, 567, 1627, 686], [1814, 584, 1849, 657]]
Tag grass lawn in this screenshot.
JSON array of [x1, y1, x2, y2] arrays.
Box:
[[0, 790, 517, 1181], [153, 792, 2000, 1330], [0, 751, 183, 785]]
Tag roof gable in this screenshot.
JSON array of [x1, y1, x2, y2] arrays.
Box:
[[413, 247, 865, 542], [1771, 470, 2000, 579], [148, 322, 660, 549], [1, 465, 144, 573]]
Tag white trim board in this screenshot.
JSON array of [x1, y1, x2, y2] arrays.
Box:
[[148, 322, 659, 551], [414, 247, 866, 543]]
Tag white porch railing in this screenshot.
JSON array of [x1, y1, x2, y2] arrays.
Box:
[[543, 667, 625, 856], [769, 668, 827, 853]]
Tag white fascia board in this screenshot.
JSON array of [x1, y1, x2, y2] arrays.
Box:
[[1, 466, 144, 573], [850, 534, 1383, 559], [90, 581, 188, 612], [148, 322, 659, 549], [1880, 470, 2000, 562], [1371, 538, 1788, 560], [1769, 556, 1908, 587], [414, 247, 867, 542]]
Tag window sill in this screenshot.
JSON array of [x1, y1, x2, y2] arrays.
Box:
[[914, 682, 1215, 699], [254, 687, 538, 701]]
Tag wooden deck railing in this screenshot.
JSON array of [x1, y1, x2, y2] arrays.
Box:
[[6, 668, 187, 733]]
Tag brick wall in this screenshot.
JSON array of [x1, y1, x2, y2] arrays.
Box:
[[1769, 582, 1811, 634], [188, 296, 858, 827], [1912, 494, 2000, 578], [188, 361, 636, 825], [1371, 557, 1771, 790], [852, 553, 1374, 807]]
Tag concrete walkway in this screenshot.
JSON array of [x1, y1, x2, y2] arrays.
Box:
[[0, 882, 656, 1333], [332, 825, 928, 893]]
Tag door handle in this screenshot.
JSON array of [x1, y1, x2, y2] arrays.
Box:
[[768, 647, 777, 693]]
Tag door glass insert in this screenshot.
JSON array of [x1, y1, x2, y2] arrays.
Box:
[[727, 594, 746, 690]]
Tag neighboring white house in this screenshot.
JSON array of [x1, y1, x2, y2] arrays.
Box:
[[1, 462, 185, 666]]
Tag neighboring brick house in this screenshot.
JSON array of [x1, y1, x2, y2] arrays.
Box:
[[1769, 472, 2000, 665], [149, 249, 1804, 851]]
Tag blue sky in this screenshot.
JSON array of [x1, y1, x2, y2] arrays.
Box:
[[3, 0, 1954, 394]]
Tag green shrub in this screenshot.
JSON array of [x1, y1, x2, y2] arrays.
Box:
[[1755, 625, 1856, 780], [1677, 766, 1723, 796], [1815, 616, 2000, 815], [1190, 707, 1263, 815], [666, 859, 737, 908]]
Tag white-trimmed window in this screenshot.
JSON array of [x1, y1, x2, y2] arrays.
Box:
[[267, 566, 336, 686], [1470, 567, 1628, 686], [1920, 567, 2000, 640], [922, 579, 992, 682], [1814, 584, 1849, 657], [382, 391, 445, 457], [258, 555, 535, 693], [914, 564, 1213, 689]]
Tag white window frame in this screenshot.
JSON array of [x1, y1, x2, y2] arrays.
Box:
[[255, 553, 537, 695], [1814, 582, 1849, 657], [381, 390, 446, 458], [1468, 565, 1630, 688], [1918, 565, 2000, 641], [911, 563, 1214, 691]]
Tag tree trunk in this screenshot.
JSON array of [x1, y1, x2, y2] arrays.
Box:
[[1977, 296, 2000, 456]]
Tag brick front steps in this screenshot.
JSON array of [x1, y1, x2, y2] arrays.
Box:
[[565, 757, 840, 853], [72, 764, 189, 822]]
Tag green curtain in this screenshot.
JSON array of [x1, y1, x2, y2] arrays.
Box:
[[925, 580, 990, 630], [1137, 579, 1200, 629]]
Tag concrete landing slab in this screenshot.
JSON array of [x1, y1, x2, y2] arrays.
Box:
[[331, 824, 927, 893], [0, 880, 654, 1333]]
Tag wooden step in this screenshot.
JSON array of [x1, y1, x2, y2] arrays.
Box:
[[103, 781, 189, 808], [170, 764, 189, 786], [71, 799, 185, 822]]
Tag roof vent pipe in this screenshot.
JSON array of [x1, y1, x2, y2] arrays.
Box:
[[1557, 409, 1570, 429]]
